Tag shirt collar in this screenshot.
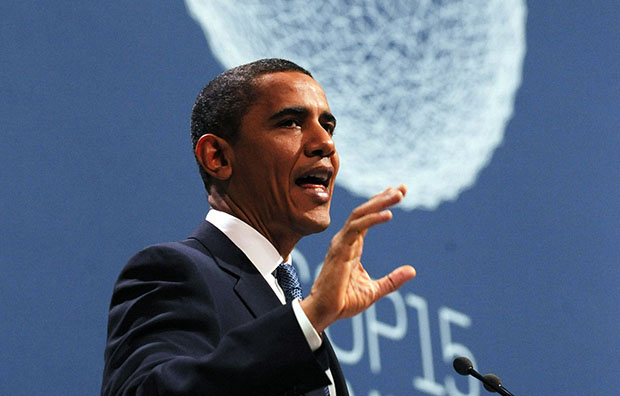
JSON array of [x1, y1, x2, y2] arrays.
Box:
[[206, 209, 290, 278]]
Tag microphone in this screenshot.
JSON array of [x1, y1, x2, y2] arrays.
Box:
[[483, 373, 515, 396], [452, 357, 516, 396]]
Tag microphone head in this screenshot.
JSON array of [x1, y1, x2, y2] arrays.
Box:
[[483, 373, 502, 393], [453, 357, 473, 376]]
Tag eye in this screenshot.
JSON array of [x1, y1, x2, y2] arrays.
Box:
[[278, 119, 301, 128], [322, 122, 335, 136]]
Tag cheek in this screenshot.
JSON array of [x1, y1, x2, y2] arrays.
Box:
[[331, 155, 341, 185]]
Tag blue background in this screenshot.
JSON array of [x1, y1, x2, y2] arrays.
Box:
[[1, 1, 618, 395]]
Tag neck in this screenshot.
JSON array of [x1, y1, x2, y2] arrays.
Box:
[[208, 193, 300, 258]]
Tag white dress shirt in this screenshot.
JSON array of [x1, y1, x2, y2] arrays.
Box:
[[206, 209, 336, 395]]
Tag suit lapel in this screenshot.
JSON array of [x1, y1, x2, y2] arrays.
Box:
[[189, 220, 282, 318]]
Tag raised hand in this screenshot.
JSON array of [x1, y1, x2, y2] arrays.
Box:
[[300, 185, 416, 333]]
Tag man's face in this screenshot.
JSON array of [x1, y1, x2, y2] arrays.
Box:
[[227, 71, 339, 250]]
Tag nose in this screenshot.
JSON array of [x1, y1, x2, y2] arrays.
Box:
[[304, 122, 336, 158]]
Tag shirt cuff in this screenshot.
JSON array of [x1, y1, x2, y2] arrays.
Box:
[[291, 298, 322, 352]]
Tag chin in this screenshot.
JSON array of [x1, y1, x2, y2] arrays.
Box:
[[297, 212, 331, 236]]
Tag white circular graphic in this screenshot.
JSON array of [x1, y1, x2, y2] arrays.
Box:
[[186, 0, 526, 210]]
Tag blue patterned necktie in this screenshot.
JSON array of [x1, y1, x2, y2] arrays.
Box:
[[275, 263, 330, 395], [275, 263, 303, 302]]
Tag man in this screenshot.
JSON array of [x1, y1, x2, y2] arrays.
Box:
[[101, 58, 415, 395]]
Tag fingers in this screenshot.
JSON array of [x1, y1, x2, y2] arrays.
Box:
[[328, 184, 407, 256], [345, 210, 392, 238], [350, 185, 406, 221], [339, 184, 407, 243]]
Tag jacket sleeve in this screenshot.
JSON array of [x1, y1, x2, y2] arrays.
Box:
[[101, 243, 331, 396]]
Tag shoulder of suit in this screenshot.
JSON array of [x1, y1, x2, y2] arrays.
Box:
[[117, 238, 217, 282]]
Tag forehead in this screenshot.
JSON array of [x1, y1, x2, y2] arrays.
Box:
[[251, 71, 329, 110]]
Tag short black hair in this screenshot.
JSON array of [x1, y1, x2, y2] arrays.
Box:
[[191, 58, 313, 191]]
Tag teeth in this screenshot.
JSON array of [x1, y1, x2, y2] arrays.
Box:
[[296, 168, 332, 188], [307, 173, 327, 181]]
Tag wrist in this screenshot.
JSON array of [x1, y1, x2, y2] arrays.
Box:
[[299, 296, 333, 334]]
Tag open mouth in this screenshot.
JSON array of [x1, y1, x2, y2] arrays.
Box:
[[296, 175, 328, 188], [294, 168, 332, 189]]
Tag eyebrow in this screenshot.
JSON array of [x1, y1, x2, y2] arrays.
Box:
[[269, 106, 337, 127]]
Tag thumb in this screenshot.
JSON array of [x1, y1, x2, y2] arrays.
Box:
[[374, 265, 416, 299]]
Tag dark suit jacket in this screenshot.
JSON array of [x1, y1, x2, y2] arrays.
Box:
[[101, 220, 348, 396]]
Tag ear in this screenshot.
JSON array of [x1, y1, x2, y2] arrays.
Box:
[[195, 134, 233, 181]]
